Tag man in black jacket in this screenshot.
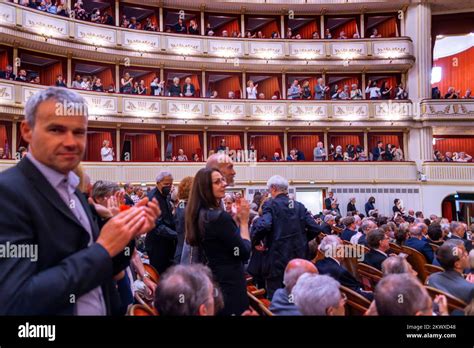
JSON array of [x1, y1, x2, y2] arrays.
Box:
[[0, 64, 15, 80], [0, 87, 160, 315], [146, 171, 178, 274], [363, 229, 389, 271], [251, 175, 323, 299], [123, 182, 135, 206]]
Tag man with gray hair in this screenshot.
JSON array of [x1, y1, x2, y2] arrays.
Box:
[[269, 258, 318, 315], [351, 219, 377, 245], [449, 221, 473, 252], [427, 240, 474, 303], [0, 87, 161, 314], [292, 273, 345, 316], [206, 152, 236, 186], [321, 214, 335, 235], [404, 224, 434, 263], [252, 175, 323, 298], [145, 171, 178, 273], [155, 264, 218, 316]]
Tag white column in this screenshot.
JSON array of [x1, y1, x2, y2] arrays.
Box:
[[115, 63, 120, 93], [283, 131, 288, 159], [406, 3, 432, 102], [361, 73, 366, 99], [282, 73, 286, 99], [201, 70, 206, 98], [280, 15, 285, 38], [320, 15, 324, 38], [116, 128, 120, 161], [159, 7, 164, 32], [420, 126, 433, 162], [360, 14, 364, 38], [12, 47, 18, 76], [242, 71, 246, 99], [323, 131, 328, 160], [203, 129, 208, 160], [363, 131, 368, 154], [407, 127, 431, 169], [161, 130, 165, 161], [241, 13, 245, 35], [115, 0, 119, 27], [244, 130, 248, 154], [12, 121, 17, 159], [200, 9, 205, 36], [403, 130, 409, 159], [67, 54, 72, 88]]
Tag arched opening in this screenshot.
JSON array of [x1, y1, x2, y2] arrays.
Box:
[[441, 193, 474, 224]]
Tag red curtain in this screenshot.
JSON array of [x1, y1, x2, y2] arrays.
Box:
[[366, 75, 400, 99], [442, 200, 454, 222], [261, 20, 279, 38], [216, 19, 240, 36], [375, 17, 398, 37], [0, 122, 11, 158], [329, 134, 363, 151], [167, 134, 202, 159], [295, 20, 318, 39], [289, 134, 321, 160], [209, 134, 242, 152], [432, 47, 474, 96], [40, 62, 64, 86], [249, 134, 283, 160], [210, 75, 241, 98], [138, 72, 158, 92], [0, 50, 9, 70], [97, 68, 114, 90], [433, 136, 474, 155], [140, 14, 159, 29], [177, 74, 200, 97], [368, 134, 402, 151], [257, 76, 281, 100], [331, 19, 358, 38], [86, 131, 113, 161], [125, 134, 160, 161]]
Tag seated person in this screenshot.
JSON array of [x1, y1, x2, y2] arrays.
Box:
[[270, 259, 318, 316], [0, 65, 15, 80], [155, 264, 221, 316], [404, 225, 434, 263], [449, 221, 473, 252], [426, 240, 474, 304], [374, 274, 435, 315], [363, 229, 390, 271], [340, 216, 358, 242], [426, 223, 444, 246], [292, 273, 345, 316], [381, 255, 418, 277], [316, 235, 372, 300]]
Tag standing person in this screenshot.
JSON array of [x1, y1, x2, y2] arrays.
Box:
[[313, 141, 326, 161], [246, 80, 258, 99], [325, 191, 336, 210], [251, 175, 322, 298], [0, 87, 160, 314], [174, 176, 193, 264], [372, 141, 385, 161], [314, 78, 329, 100], [347, 197, 357, 215], [146, 171, 178, 274], [365, 196, 376, 216], [185, 168, 251, 315], [101, 140, 114, 161]]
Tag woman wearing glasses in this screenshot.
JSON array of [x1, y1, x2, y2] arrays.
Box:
[[185, 168, 251, 315]]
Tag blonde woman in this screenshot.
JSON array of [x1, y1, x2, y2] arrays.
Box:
[[246, 80, 258, 99]]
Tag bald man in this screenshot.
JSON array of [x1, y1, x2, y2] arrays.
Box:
[[269, 259, 318, 316], [206, 153, 236, 186]]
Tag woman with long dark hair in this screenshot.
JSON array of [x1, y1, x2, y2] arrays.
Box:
[[185, 168, 251, 315]]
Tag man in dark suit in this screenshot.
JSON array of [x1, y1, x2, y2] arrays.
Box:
[[324, 191, 335, 210], [146, 171, 178, 274], [0, 87, 160, 315], [426, 240, 474, 303], [371, 141, 385, 161], [320, 214, 335, 235], [316, 235, 373, 300], [404, 224, 434, 263], [449, 221, 473, 252], [0, 64, 15, 80], [123, 182, 135, 206], [363, 229, 389, 271], [340, 216, 357, 241], [252, 175, 323, 299]]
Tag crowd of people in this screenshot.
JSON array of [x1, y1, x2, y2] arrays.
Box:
[[431, 86, 474, 99], [0, 87, 473, 317], [433, 150, 473, 162]]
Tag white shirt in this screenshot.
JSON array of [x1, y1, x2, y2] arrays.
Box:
[[246, 86, 257, 99], [365, 86, 381, 99], [350, 231, 362, 245], [101, 146, 114, 161]]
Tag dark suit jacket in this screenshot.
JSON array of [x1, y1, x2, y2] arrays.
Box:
[[365, 202, 375, 216], [427, 270, 474, 304], [316, 257, 363, 292], [252, 194, 322, 279], [357, 233, 367, 246], [324, 198, 332, 210], [404, 237, 434, 263], [0, 71, 15, 80], [363, 249, 387, 271], [124, 194, 135, 206], [449, 235, 473, 253], [0, 158, 126, 315], [320, 222, 333, 235], [341, 228, 357, 242]]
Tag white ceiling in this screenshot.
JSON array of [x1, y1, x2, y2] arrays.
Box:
[[433, 33, 474, 59]]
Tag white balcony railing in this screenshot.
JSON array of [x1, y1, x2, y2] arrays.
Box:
[[423, 162, 474, 183], [0, 80, 414, 125], [420, 99, 474, 120], [0, 2, 414, 70], [0, 160, 418, 184]]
